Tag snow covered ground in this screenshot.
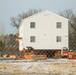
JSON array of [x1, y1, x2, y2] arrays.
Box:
[[0, 59, 76, 75], [0, 58, 76, 63]]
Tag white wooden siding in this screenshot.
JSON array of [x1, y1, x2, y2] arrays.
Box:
[[19, 10, 68, 50]]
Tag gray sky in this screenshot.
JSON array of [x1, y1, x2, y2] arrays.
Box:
[[0, 0, 76, 34]]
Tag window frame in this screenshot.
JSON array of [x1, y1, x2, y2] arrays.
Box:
[[30, 22, 35, 28], [56, 22, 62, 28], [30, 36, 35, 42], [56, 36, 62, 42]]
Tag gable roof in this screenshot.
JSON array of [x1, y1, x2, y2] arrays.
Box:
[[19, 10, 68, 29], [23, 10, 68, 20]]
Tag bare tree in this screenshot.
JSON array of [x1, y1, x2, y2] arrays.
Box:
[[59, 9, 76, 50], [10, 9, 42, 29], [59, 9, 76, 31], [0, 23, 5, 44]]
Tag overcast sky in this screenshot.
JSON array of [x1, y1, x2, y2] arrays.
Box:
[[0, 0, 76, 34]]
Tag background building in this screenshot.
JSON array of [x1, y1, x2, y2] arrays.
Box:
[[19, 10, 68, 51]]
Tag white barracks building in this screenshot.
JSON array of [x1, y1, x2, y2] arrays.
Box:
[[19, 10, 68, 51]]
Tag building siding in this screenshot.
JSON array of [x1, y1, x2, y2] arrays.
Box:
[[19, 10, 68, 50]]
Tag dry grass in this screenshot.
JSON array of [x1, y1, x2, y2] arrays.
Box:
[[0, 60, 76, 75]]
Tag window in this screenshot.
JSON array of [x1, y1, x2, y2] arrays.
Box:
[[30, 22, 35, 28], [56, 22, 62, 28], [30, 36, 35, 42], [56, 36, 61, 42]]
